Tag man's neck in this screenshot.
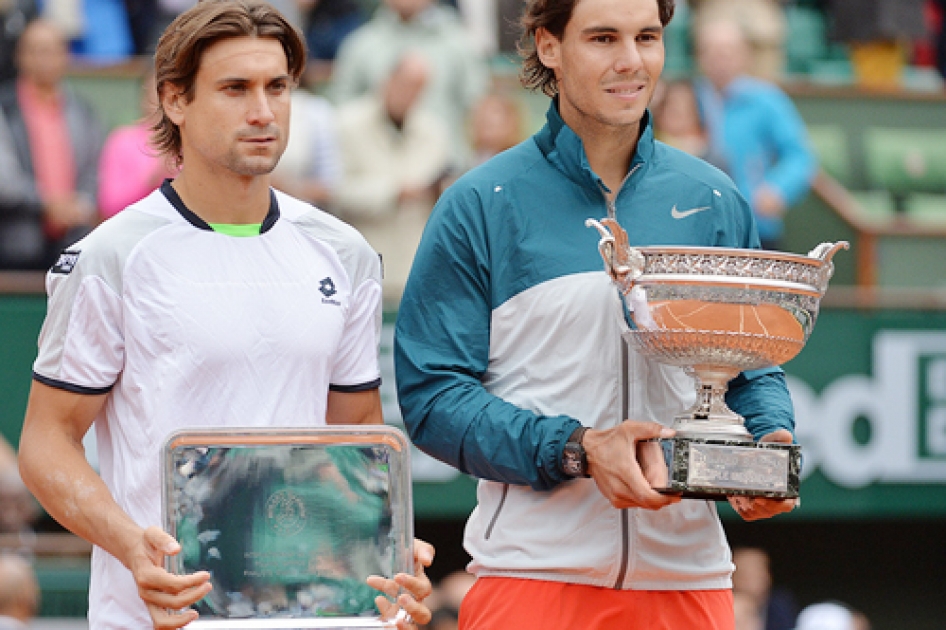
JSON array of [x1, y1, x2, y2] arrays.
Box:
[[575, 120, 641, 199], [170, 169, 272, 225]]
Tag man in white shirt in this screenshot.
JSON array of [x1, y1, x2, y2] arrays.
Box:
[[17, 1, 432, 628]]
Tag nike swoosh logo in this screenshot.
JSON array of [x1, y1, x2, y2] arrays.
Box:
[[671, 205, 712, 219]]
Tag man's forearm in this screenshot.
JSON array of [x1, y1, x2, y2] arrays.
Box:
[[18, 385, 144, 570], [20, 423, 143, 567]]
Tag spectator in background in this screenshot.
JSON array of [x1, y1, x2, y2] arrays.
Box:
[[651, 79, 709, 160], [0, 437, 39, 538], [301, 0, 365, 61], [0, 554, 39, 629], [270, 85, 342, 209], [733, 590, 764, 630], [731, 546, 798, 630], [694, 19, 816, 250], [334, 51, 449, 305], [454, 0, 499, 57], [690, 0, 787, 80], [67, 0, 135, 63], [0, 0, 37, 82], [98, 67, 176, 219], [795, 601, 871, 630], [468, 92, 525, 167], [826, 0, 926, 89], [428, 570, 476, 630], [0, 19, 103, 270], [331, 0, 488, 166]]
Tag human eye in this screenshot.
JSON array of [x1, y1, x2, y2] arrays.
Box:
[[222, 82, 247, 94], [638, 30, 662, 43], [268, 79, 289, 94]]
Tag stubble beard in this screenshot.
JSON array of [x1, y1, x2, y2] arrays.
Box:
[[561, 85, 646, 137], [224, 146, 283, 177]]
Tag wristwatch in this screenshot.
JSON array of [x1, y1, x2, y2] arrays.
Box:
[[562, 427, 591, 478]]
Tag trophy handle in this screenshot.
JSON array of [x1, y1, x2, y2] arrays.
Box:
[[806, 240, 849, 295], [585, 218, 646, 295], [807, 240, 850, 264]]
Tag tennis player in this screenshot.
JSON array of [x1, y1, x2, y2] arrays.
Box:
[[395, 0, 797, 628], [18, 1, 432, 628]]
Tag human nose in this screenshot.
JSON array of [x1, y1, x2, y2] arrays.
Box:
[[614, 40, 644, 74], [247, 87, 275, 126]]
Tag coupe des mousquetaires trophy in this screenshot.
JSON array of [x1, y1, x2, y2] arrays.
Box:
[[587, 217, 847, 500]]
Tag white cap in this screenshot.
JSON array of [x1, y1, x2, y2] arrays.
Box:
[[795, 602, 855, 630]]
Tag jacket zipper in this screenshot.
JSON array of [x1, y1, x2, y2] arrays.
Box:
[[484, 483, 509, 540], [596, 166, 638, 589], [613, 341, 631, 589], [600, 164, 641, 221]]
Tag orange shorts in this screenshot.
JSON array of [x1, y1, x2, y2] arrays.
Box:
[[459, 576, 734, 630]]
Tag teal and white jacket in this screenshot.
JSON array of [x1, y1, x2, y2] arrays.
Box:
[[395, 102, 794, 589]]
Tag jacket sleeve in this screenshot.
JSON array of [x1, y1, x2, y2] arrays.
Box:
[[762, 89, 817, 207], [726, 367, 795, 440], [394, 186, 581, 491]]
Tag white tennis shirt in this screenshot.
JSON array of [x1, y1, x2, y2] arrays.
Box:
[[33, 182, 383, 628]]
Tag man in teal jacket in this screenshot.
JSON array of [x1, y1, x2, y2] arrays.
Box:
[[395, 0, 798, 628]]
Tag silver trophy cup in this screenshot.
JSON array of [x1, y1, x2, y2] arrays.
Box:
[[587, 217, 847, 500]]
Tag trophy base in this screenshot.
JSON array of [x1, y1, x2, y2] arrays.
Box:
[[653, 437, 800, 501]]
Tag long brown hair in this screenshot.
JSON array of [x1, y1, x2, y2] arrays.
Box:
[[150, 0, 306, 166], [518, 0, 676, 96]]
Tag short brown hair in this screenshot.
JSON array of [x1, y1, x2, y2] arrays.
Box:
[[151, 0, 306, 166], [519, 0, 676, 97]]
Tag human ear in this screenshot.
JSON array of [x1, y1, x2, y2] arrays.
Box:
[[161, 83, 186, 126], [535, 27, 562, 71]]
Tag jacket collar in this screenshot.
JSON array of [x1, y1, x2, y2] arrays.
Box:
[[534, 99, 655, 195]]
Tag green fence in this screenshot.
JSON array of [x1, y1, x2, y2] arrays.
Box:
[[5, 295, 946, 521]]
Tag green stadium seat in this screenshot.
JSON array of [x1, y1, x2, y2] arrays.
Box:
[[785, 6, 828, 76], [851, 190, 897, 227], [863, 128, 946, 196], [807, 124, 851, 185], [904, 193, 946, 229]]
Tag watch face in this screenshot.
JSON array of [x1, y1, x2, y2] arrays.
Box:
[[563, 444, 584, 477]]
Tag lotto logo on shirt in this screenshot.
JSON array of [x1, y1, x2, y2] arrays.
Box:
[[52, 250, 81, 275], [320, 277, 340, 306]]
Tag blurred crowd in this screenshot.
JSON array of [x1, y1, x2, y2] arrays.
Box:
[[0, 0, 533, 302], [731, 546, 872, 630], [0, 0, 944, 286]]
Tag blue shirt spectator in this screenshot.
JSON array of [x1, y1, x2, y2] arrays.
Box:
[[694, 19, 816, 249]]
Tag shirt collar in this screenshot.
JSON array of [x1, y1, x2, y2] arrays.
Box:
[[160, 179, 280, 234]]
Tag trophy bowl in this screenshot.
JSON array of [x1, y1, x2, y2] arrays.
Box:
[[587, 218, 848, 499]]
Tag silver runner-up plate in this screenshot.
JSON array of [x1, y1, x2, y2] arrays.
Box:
[[161, 427, 414, 629]]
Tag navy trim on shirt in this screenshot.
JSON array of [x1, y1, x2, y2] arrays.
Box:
[[33, 372, 114, 395], [160, 179, 281, 234], [329, 378, 382, 393]]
